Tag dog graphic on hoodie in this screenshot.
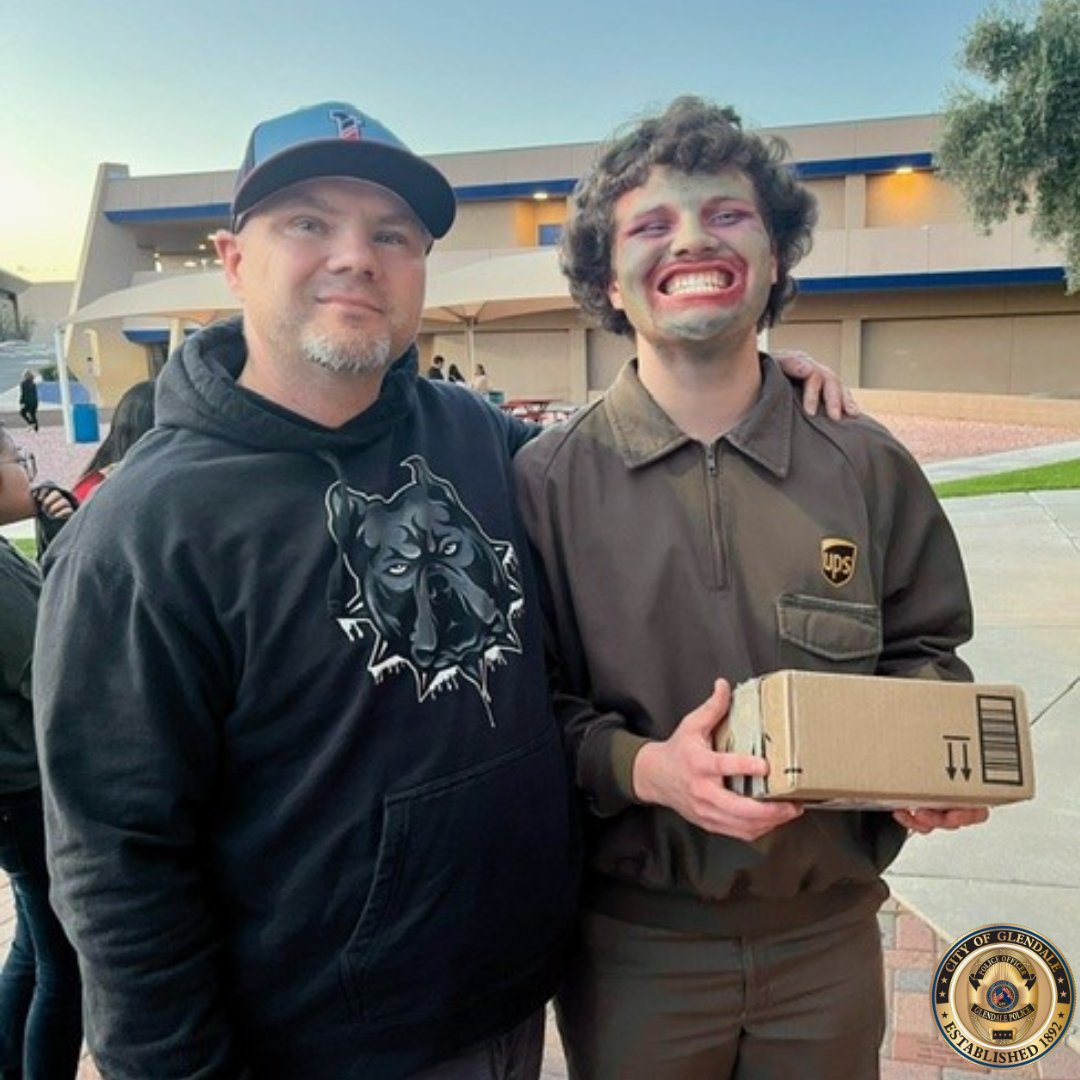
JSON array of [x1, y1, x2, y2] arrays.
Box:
[[326, 456, 523, 718]]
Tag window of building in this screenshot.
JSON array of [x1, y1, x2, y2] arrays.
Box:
[[538, 223, 563, 246], [866, 171, 966, 227]]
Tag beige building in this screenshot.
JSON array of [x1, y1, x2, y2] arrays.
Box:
[[59, 113, 1080, 407]]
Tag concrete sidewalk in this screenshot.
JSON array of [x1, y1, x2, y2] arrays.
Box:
[[877, 444, 1080, 1076], [892, 439, 1080, 972], [923, 438, 1080, 484]]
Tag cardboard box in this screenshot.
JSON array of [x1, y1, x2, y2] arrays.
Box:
[[720, 671, 1034, 809]]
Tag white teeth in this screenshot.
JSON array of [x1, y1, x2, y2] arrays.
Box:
[[663, 271, 733, 296]]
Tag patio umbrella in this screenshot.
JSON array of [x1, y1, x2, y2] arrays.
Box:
[[422, 248, 574, 370], [65, 271, 237, 328], [51, 272, 237, 439]]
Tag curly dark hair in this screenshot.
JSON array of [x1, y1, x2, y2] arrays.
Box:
[[562, 96, 817, 337]]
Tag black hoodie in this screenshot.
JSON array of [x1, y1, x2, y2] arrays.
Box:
[[34, 319, 579, 1079]]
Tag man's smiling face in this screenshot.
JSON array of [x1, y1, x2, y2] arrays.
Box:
[[216, 177, 430, 378], [606, 165, 777, 357]]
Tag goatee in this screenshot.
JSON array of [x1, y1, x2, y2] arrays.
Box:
[[302, 333, 393, 375]]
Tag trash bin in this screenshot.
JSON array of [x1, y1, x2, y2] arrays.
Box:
[[72, 403, 100, 443]]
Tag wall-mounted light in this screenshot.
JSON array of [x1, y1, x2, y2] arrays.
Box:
[[895, 165, 914, 175], [533, 191, 549, 201]]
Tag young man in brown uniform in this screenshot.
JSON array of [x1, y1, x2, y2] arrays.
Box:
[[515, 97, 990, 1079]]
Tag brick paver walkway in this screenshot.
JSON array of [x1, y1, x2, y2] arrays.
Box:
[[5, 873, 1075, 1078], [878, 900, 1080, 1079]]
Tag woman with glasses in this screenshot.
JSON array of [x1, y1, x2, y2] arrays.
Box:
[[0, 442, 36, 525], [0, 422, 83, 1077], [0, 426, 78, 558]]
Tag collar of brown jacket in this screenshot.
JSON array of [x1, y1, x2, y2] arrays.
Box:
[[602, 353, 795, 479]]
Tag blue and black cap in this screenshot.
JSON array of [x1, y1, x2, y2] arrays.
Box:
[[231, 101, 456, 238]]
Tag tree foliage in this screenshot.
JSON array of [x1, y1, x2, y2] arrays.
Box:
[[0, 307, 34, 342], [937, 0, 1080, 290]]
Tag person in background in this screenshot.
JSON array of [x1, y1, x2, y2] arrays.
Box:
[[0, 429, 38, 528], [17, 373, 38, 433], [470, 363, 491, 396], [0, 423, 76, 558], [447, 362, 466, 384], [426, 353, 446, 379], [0, 422, 83, 1079], [516, 96, 986, 1080], [72, 379, 156, 503]]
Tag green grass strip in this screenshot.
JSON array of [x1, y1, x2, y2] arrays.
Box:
[[933, 458, 1080, 498], [11, 537, 37, 560]]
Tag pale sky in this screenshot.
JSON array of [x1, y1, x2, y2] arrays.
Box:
[[2, 0, 991, 282]]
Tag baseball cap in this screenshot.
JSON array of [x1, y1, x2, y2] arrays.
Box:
[[231, 101, 456, 238]]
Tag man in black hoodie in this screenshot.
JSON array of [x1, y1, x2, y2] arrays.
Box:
[[33, 101, 848, 1080], [34, 101, 580, 1080]]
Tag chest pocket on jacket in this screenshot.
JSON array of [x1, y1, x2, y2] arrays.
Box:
[[776, 593, 882, 672]]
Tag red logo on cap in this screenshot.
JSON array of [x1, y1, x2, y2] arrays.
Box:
[[330, 109, 362, 141]]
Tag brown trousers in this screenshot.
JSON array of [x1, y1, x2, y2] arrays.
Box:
[[555, 904, 885, 1080]]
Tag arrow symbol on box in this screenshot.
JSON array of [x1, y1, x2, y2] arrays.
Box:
[[943, 736, 971, 781]]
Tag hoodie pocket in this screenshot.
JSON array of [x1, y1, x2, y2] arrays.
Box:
[[777, 593, 882, 672], [341, 730, 575, 1029]]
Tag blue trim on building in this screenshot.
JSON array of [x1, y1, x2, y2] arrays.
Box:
[[123, 328, 198, 344], [110, 262, 1064, 311], [798, 267, 1065, 293], [123, 329, 172, 343], [103, 152, 940, 224], [106, 203, 229, 223], [793, 152, 934, 179], [453, 179, 578, 201], [435, 154, 935, 200], [104, 182, 583, 219]]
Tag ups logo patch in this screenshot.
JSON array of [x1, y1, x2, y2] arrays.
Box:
[[821, 538, 857, 587]]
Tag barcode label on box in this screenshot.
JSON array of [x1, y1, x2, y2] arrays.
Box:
[[977, 695, 1024, 786]]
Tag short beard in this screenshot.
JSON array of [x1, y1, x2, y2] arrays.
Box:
[[301, 332, 394, 376]]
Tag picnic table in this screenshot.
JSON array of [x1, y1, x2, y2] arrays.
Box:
[[498, 398, 577, 425]]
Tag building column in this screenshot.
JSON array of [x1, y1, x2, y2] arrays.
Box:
[[840, 318, 863, 388], [844, 174, 867, 230], [568, 327, 588, 404]]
